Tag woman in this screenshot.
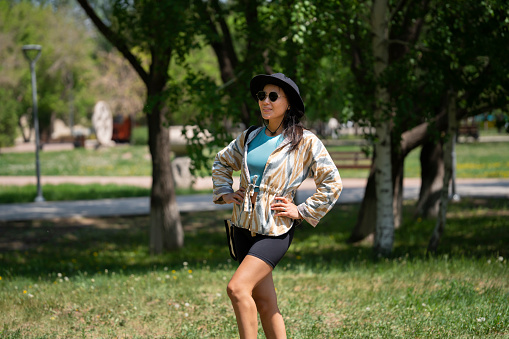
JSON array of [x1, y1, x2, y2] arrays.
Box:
[[212, 73, 342, 339]]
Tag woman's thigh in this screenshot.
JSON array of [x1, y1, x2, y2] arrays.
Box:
[[229, 255, 273, 292]]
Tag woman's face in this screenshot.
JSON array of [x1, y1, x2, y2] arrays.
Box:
[[258, 84, 289, 121]]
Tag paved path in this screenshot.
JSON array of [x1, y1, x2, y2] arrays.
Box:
[[1, 177, 508, 222]]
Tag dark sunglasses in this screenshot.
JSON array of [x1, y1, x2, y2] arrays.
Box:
[[256, 91, 286, 102]]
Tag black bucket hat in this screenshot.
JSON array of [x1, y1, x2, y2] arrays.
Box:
[[250, 73, 305, 113]]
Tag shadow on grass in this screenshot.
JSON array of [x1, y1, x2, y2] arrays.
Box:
[[0, 198, 507, 279]]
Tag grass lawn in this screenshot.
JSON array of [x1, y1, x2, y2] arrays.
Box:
[[0, 145, 153, 177], [0, 198, 507, 338], [1, 141, 508, 179], [0, 184, 211, 204], [327, 141, 509, 179], [1, 141, 508, 203]]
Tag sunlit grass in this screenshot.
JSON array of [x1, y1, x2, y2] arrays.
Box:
[[0, 145, 153, 176], [0, 198, 507, 338], [1, 140, 508, 179], [0, 184, 212, 204]]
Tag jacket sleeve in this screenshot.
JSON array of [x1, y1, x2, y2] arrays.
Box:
[[211, 131, 246, 204], [297, 137, 343, 226]]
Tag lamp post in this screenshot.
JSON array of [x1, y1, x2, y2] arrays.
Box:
[[22, 44, 45, 202]]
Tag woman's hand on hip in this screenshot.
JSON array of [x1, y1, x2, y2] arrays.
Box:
[[222, 188, 245, 205], [271, 196, 302, 220]]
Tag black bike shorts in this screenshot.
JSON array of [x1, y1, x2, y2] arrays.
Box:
[[233, 226, 295, 269]]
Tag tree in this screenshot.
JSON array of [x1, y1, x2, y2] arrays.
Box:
[[427, 90, 457, 253], [92, 50, 146, 121], [413, 0, 509, 220], [181, 0, 296, 175], [76, 0, 202, 253], [0, 88, 19, 148], [280, 0, 508, 253], [320, 0, 509, 248], [0, 0, 99, 145], [370, 0, 395, 256]]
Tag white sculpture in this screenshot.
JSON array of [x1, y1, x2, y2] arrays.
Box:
[[92, 101, 113, 146]]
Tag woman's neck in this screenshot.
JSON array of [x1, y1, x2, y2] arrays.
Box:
[[265, 118, 284, 136]]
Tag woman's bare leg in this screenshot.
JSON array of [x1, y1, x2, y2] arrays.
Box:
[[252, 273, 287, 339], [227, 255, 279, 339]]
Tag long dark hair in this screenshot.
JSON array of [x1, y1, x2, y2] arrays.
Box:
[[282, 105, 305, 152]]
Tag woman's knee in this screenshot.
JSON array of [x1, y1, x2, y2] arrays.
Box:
[[227, 280, 250, 303]]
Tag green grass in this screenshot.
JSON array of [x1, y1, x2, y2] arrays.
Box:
[[0, 184, 150, 204], [0, 145, 153, 176], [0, 198, 507, 338], [2, 140, 508, 179], [131, 126, 149, 146], [327, 141, 509, 179], [0, 184, 212, 204]]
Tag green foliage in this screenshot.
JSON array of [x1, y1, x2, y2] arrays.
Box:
[[0, 88, 19, 147], [0, 199, 507, 337], [0, 1, 101, 142]]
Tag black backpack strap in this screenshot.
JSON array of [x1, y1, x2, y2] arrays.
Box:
[[224, 219, 237, 261], [244, 125, 257, 147]]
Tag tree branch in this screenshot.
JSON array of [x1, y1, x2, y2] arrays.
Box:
[[76, 0, 149, 86], [388, 39, 410, 46], [211, 0, 238, 68], [389, 0, 410, 23]]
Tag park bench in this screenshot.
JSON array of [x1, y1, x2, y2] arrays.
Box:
[[457, 124, 479, 141], [328, 150, 372, 169], [41, 135, 85, 149]]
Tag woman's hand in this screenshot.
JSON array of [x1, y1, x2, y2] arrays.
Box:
[[271, 196, 302, 220], [222, 188, 245, 206]]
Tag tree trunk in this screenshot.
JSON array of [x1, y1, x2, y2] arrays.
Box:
[[371, 0, 394, 256], [415, 141, 444, 218], [348, 166, 376, 243], [348, 149, 404, 243], [18, 114, 32, 143], [76, 0, 184, 254], [348, 106, 450, 243], [428, 91, 456, 253], [147, 94, 184, 253], [392, 149, 404, 229], [204, 0, 254, 128]]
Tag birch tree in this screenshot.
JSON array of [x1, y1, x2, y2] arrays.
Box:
[[371, 0, 394, 255]]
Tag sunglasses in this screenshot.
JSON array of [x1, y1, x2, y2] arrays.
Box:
[[256, 91, 286, 102]]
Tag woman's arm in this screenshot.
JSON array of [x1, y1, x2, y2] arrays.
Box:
[[211, 131, 247, 204], [296, 137, 343, 226]]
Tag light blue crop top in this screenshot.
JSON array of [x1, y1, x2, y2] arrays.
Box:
[[247, 128, 283, 192]]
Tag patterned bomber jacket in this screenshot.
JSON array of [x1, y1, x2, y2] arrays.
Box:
[[212, 127, 343, 236]]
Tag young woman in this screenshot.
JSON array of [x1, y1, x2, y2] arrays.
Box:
[[212, 73, 342, 339]]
